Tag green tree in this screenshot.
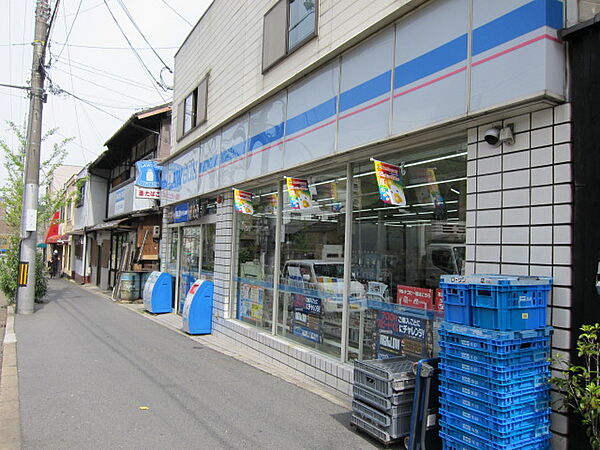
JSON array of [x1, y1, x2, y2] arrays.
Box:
[[0, 122, 73, 303]]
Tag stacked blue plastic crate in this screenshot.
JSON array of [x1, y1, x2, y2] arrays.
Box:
[[438, 274, 553, 450]]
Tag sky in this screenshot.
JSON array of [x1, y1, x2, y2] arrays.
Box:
[[0, 0, 212, 186]]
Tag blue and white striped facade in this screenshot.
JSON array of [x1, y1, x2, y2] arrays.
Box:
[[164, 1, 573, 447]]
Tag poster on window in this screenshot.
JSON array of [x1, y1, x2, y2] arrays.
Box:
[[375, 310, 429, 358], [372, 159, 407, 206], [424, 168, 445, 207], [292, 294, 322, 344], [239, 283, 264, 323], [397, 285, 434, 310], [234, 189, 254, 215], [286, 177, 312, 209]]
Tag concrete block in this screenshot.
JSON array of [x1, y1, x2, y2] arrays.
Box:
[[477, 173, 501, 192], [500, 264, 529, 275], [552, 329, 571, 350], [554, 123, 571, 144], [475, 262, 500, 274], [531, 108, 553, 129], [552, 307, 571, 329], [553, 184, 572, 204], [503, 131, 530, 153], [476, 245, 500, 263], [531, 166, 553, 186], [531, 127, 553, 148], [530, 146, 553, 167], [530, 226, 553, 245], [531, 186, 553, 205], [467, 128, 478, 144], [530, 265, 553, 277], [477, 209, 501, 226], [466, 228, 475, 244], [501, 227, 529, 244], [504, 113, 530, 133], [554, 163, 572, 183], [502, 150, 530, 171], [554, 143, 571, 164], [553, 246, 571, 265], [503, 188, 530, 208], [502, 169, 530, 189], [553, 266, 572, 286], [501, 246, 529, 264], [467, 160, 477, 177], [476, 191, 501, 209], [554, 103, 571, 124], [553, 225, 572, 244], [553, 287, 572, 307], [476, 227, 500, 245], [531, 206, 553, 225], [477, 156, 501, 175], [553, 205, 572, 224], [530, 246, 552, 264], [502, 207, 529, 226], [467, 143, 477, 161]]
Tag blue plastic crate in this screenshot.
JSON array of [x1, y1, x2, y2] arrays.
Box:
[[440, 364, 549, 394], [439, 351, 549, 380], [440, 386, 549, 418], [440, 427, 551, 450], [438, 323, 552, 354], [472, 304, 547, 331], [440, 398, 550, 430], [440, 376, 549, 407], [440, 411, 549, 443], [440, 283, 472, 326], [438, 341, 549, 367]]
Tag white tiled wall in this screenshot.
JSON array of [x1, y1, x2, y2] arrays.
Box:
[[466, 103, 573, 447]]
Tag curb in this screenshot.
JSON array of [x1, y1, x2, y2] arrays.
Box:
[[0, 304, 21, 450]]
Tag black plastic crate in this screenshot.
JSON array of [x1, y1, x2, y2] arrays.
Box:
[[353, 385, 413, 412]]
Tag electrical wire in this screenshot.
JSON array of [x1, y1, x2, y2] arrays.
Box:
[[43, 0, 61, 59], [53, 0, 83, 64], [5, 42, 179, 50], [50, 65, 159, 104], [62, 1, 105, 17], [52, 56, 156, 91], [102, 0, 168, 100], [159, 0, 193, 27], [114, 0, 173, 73]]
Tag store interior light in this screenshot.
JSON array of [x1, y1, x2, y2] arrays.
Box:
[[450, 187, 461, 195]]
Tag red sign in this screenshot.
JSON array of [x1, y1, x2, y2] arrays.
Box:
[[135, 186, 160, 199], [396, 285, 433, 310]]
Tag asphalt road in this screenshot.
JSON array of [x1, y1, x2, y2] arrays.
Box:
[[16, 280, 384, 450]]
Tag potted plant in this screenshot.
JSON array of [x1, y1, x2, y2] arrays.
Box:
[[551, 323, 600, 449]]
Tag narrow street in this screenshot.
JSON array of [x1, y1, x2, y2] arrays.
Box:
[[15, 280, 380, 450]]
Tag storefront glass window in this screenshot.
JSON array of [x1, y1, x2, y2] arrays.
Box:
[[234, 185, 278, 331], [347, 139, 467, 361], [166, 228, 179, 275], [278, 168, 348, 358], [179, 226, 201, 313], [201, 223, 215, 281]]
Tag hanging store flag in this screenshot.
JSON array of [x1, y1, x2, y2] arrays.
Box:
[[286, 177, 312, 209], [234, 189, 254, 215], [372, 159, 407, 206], [424, 168, 444, 207]]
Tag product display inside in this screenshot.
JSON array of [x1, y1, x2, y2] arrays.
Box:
[[231, 138, 467, 361]]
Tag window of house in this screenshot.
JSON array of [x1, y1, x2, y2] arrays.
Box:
[[75, 181, 85, 208], [262, 0, 318, 72], [177, 76, 209, 140]]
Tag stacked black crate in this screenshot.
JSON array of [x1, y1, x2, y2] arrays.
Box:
[[350, 357, 416, 445]]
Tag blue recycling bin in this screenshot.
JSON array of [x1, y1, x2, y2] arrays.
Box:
[[143, 272, 173, 314], [182, 279, 214, 335]]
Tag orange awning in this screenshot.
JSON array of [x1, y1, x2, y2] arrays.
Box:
[[44, 211, 61, 244]]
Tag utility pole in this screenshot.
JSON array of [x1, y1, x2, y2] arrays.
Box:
[[17, 0, 51, 314]]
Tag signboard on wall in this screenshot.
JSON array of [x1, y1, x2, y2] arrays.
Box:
[[397, 285, 434, 310], [174, 203, 189, 223], [375, 310, 429, 359], [114, 188, 125, 214], [135, 161, 161, 188], [134, 185, 160, 199]]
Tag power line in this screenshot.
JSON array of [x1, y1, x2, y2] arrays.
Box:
[[50, 65, 159, 104], [102, 0, 168, 101], [160, 0, 193, 27], [53, 0, 83, 64], [52, 54, 157, 90], [6, 42, 179, 50], [114, 0, 173, 73]]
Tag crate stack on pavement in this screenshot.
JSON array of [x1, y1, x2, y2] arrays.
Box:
[[438, 274, 553, 450], [351, 357, 417, 445]]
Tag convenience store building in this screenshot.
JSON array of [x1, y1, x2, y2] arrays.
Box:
[[160, 1, 581, 447]]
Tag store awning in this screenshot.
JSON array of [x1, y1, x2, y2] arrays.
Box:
[[44, 211, 61, 244], [88, 218, 129, 231]]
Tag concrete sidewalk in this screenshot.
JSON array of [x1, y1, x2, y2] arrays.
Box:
[[14, 280, 388, 449], [0, 290, 20, 450]]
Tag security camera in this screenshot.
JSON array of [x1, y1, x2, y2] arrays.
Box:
[[484, 125, 514, 147], [484, 126, 502, 147]]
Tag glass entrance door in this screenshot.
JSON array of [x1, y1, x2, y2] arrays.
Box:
[[176, 223, 217, 314]]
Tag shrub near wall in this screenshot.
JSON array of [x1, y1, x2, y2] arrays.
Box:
[[0, 237, 48, 304]]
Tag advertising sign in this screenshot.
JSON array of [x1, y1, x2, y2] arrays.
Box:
[[174, 202, 189, 223], [114, 188, 125, 214], [239, 283, 264, 323], [424, 168, 444, 207], [286, 177, 312, 209], [397, 285, 434, 310], [372, 159, 407, 206], [135, 160, 161, 189], [234, 189, 254, 215], [376, 310, 428, 359], [134, 185, 160, 199]]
